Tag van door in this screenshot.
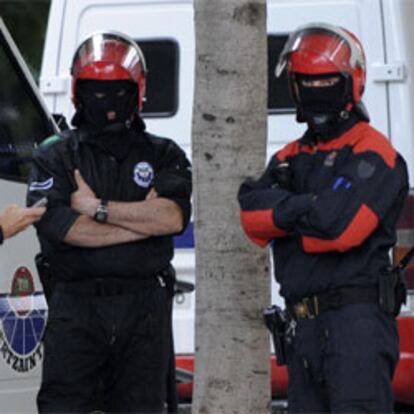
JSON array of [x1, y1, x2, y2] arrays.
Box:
[[0, 18, 56, 414]]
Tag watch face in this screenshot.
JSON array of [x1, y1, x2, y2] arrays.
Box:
[[96, 212, 105, 222], [95, 204, 108, 223]]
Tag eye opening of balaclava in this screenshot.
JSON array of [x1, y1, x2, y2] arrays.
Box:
[[290, 72, 354, 135], [75, 79, 138, 130]]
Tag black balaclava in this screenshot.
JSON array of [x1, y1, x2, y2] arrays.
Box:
[[75, 79, 138, 131], [72, 79, 145, 160], [291, 72, 354, 139]]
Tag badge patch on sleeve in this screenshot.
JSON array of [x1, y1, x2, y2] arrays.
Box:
[[357, 160, 375, 179], [29, 177, 54, 191], [133, 162, 154, 188]]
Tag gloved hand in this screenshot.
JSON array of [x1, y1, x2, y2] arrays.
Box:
[[238, 177, 265, 199], [270, 162, 293, 191]]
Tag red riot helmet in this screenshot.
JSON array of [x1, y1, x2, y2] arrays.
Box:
[[71, 31, 147, 111], [275, 23, 366, 105]]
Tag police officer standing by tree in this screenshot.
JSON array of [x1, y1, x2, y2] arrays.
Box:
[[238, 24, 408, 413], [27, 31, 191, 413]]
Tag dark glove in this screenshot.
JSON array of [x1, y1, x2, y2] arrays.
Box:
[[270, 162, 293, 191], [238, 177, 266, 199]]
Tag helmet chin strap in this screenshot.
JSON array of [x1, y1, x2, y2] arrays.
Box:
[[100, 117, 134, 134], [299, 107, 352, 139]]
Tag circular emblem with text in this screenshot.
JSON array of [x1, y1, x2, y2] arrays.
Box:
[[0, 267, 47, 373], [133, 161, 154, 188]]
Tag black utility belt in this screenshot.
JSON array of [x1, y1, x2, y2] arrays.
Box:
[[287, 286, 378, 319], [56, 275, 166, 297]]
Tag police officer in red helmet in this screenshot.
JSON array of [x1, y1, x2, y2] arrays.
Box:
[[27, 31, 191, 413], [71, 31, 147, 130], [239, 23, 408, 412], [276, 23, 369, 137]]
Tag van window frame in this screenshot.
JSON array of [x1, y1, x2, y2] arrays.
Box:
[[267, 33, 296, 115], [137, 37, 180, 119]]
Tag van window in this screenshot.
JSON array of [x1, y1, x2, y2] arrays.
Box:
[[0, 25, 55, 183], [138, 39, 179, 118], [139, 36, 293, 117], [268, 34, 295, 114]]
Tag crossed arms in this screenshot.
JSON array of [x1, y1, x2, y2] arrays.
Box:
[[27, 141, 192, 249], [65, 170, 184, 247], [238, 143, 408, 253]]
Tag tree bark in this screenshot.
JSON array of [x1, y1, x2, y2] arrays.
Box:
[[192, 1, 270, 413]]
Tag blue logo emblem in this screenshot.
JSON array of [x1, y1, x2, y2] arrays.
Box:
[[0, 267, 47, 372], [133, 161, 154, 188]]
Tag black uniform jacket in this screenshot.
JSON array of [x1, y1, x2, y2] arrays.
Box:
[[27, 127, 192, 282], [239, 120, 408, 301]]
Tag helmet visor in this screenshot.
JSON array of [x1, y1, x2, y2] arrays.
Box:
[[275, 23, 365, 77], [71, 31, 147, 81]]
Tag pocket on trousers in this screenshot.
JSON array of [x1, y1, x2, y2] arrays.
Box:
[[329, 315, 379, 408], [44, 292, 76, 341]]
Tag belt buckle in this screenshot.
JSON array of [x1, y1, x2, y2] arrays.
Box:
[[294, 296, 319, 319]]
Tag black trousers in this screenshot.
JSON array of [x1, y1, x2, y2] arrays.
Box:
[[287, 303, 399, 413], [37, 283, 170, 413]]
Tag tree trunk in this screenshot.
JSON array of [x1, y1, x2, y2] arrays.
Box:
[[192, 1, 270, 413]]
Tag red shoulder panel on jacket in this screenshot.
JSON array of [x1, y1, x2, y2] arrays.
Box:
[[318, 122, 397, 168], [352, 124, 397, 168], [275, 141, 300, 162], [275, 138, 320, 162], [302, 204, 379, 253]]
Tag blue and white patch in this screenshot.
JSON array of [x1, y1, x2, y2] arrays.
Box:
[[0, 267, 47, 373], [133, 162, 154, 188], [29, 177, 54, 192]]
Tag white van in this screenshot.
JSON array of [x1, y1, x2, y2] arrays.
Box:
[[1, 0, 414, 411]]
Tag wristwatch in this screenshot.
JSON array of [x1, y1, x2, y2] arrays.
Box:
[[94, 200, 108, 223]]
